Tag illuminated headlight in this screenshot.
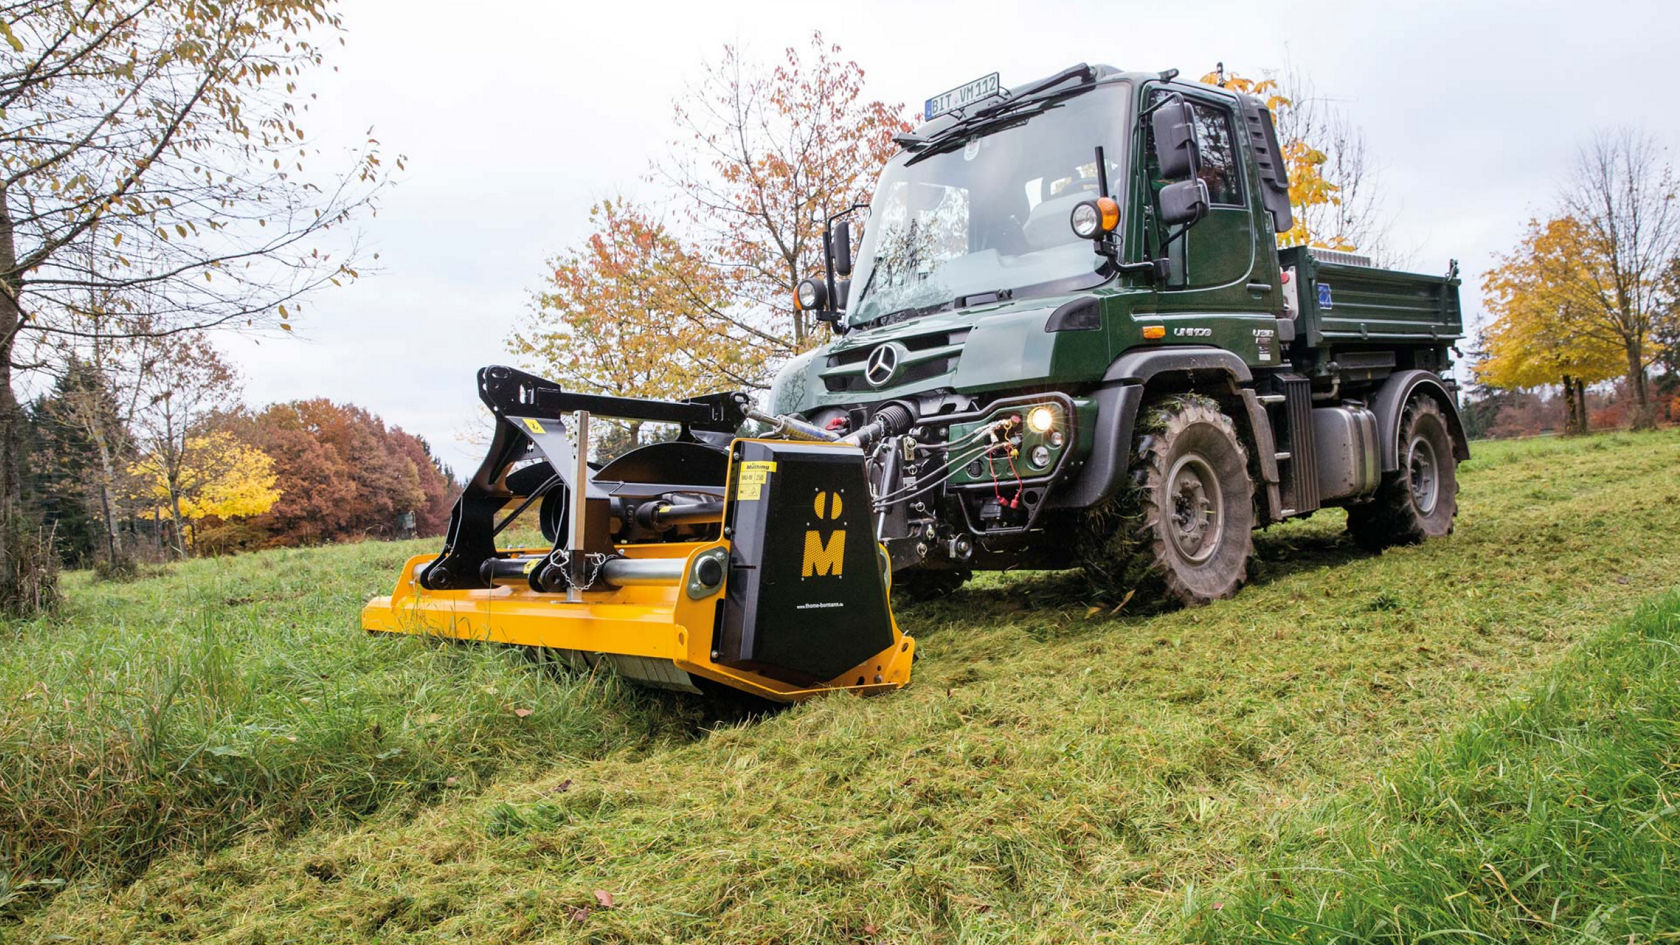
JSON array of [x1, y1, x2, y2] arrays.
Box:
[[1026, 405, 1057, 434], [1069, 201, 1102, 239], [1030, 445, 1052, 468], [795, 277, 826, 311]]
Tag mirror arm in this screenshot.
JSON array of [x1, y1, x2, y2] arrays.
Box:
[[820, 218, 837, 325], [1137, 90, 1180, 122], [815, 201, 869, 331]]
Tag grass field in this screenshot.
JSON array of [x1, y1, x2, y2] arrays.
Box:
[[3, 430, 1678, 943]]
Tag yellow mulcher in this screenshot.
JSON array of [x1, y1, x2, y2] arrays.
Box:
[[362, 366, 915, 703]]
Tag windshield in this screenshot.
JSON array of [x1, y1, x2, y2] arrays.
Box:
[[846, 82, 1130, 327]]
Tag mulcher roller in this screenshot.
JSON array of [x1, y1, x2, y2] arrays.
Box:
[[361, 366, 914, 703]]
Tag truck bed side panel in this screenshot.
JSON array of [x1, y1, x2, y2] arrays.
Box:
[[1281, 247, 1462, 348]]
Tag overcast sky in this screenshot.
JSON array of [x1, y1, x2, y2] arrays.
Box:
[[218, 0, 1680, 476]]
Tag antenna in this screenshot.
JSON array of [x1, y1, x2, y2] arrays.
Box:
[[1216, 61, 1226, 87]]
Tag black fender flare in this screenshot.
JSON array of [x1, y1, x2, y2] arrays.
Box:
[[1052, 347, 1266, 510], [1369, 370, 1471, 473], [1101, 345, 1254, 386]]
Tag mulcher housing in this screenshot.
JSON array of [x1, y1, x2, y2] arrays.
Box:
[[362, 367, 913, 703]]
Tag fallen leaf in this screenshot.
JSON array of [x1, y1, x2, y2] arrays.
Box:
[[863, 923, 878, 936], [445, 776, 459, 787], [593, 889, 613, 909], [1111, 589, 1136, 615], [553, 779, 573, 793], [567, 906, 589, 923], [513, 708, 533, 718], [1085, 605, 1103, 618]]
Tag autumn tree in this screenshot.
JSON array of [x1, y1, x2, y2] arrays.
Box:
[[510, 199, 753, 431], [1201, 64, 1393, 258], [657, 32, 911, 376], [131, 429, 279, 550], [1477, 217, 1625, 434], [1558, 130, 1679, 429], [0, 0, 397, 605], [234, 399, 455, 546], [128, 334, 248, 556]]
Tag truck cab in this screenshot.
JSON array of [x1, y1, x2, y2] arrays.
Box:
[[772, 64, 1467, 604]]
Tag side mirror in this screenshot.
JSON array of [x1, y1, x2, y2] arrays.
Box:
[[1150, 97, 1199, 181], [1158, 179, 1209, 227], [832, 220, 853, 277]]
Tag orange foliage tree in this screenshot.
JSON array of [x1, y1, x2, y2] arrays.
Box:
[[230, 400, 455, 546], [511, 198, 755, 419], [656, 32, 912, 376]]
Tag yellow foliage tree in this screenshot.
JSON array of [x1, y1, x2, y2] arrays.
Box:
[[131, 431, 281, 548], [1477, 217, 1625, 434], [1199, 68, 1352, 251]]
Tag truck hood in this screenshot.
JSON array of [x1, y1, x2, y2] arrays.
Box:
[[769, 295, 1084, 416]]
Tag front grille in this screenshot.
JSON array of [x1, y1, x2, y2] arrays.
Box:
[[820, 328, 969, 393]]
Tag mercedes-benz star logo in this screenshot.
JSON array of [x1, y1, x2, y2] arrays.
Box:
[[864, 343, 902, 388]]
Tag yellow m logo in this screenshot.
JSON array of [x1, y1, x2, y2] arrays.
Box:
[[801, 529, 845, 577]]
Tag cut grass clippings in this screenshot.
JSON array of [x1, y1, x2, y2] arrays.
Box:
[[3, 429, 1679, 942]]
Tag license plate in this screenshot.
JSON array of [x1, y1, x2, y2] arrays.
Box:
[[925, 72, 1001, 120]]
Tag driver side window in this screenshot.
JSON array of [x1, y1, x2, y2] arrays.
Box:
[[1188, 101, 1242, 206]]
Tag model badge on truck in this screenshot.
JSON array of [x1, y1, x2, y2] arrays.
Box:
[[865, 343, 903, 388], [1174, 327, 1213, 338]]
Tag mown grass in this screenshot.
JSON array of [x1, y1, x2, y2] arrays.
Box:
[[4, 430, 1679, 943], [1181, 589, 1680, 943]]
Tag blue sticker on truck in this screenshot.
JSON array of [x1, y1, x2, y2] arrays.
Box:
[[1317, 282, 1334, 310]]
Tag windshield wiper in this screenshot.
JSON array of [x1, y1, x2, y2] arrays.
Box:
[[870, 299, 958, 327], [904, 63, 1097, 161], [863, 288, 1016, 328]]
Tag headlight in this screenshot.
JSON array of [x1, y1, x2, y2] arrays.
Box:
[[1069, 197, 1120, 239], [795, 277, 826, 311], [1069, 201, 1102, 239], [1030, 445, 1052, 468], [1026, 405, 1057, 434]]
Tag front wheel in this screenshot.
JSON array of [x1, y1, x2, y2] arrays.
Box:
[[1346, 397, 1459, 550], [1078, 395, 1254, 606]]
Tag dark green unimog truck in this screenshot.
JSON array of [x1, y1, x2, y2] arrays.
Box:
[[771, 63, 1467, 605]]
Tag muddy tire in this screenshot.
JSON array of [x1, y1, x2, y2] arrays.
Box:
[[1078, 395, 1254, 607], [1346, 397, 1458, 551]]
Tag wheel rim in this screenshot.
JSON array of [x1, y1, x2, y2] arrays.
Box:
[[1406, 433, 1439, 514], [1165, 452, 1223, 564]]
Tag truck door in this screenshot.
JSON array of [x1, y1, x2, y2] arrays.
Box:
[[1145, 91, 1261, 313]]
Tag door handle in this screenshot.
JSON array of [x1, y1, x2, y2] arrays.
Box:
[[1246, 281, 1273, 293]]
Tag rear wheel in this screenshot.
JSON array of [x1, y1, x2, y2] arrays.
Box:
[[1346, 397, 1458, 550], [1078, 395, 1254, 606]]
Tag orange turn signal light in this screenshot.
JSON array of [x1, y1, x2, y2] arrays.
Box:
[[1142, 325, 1166, 340], [1096, 197, 1120, 232]]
